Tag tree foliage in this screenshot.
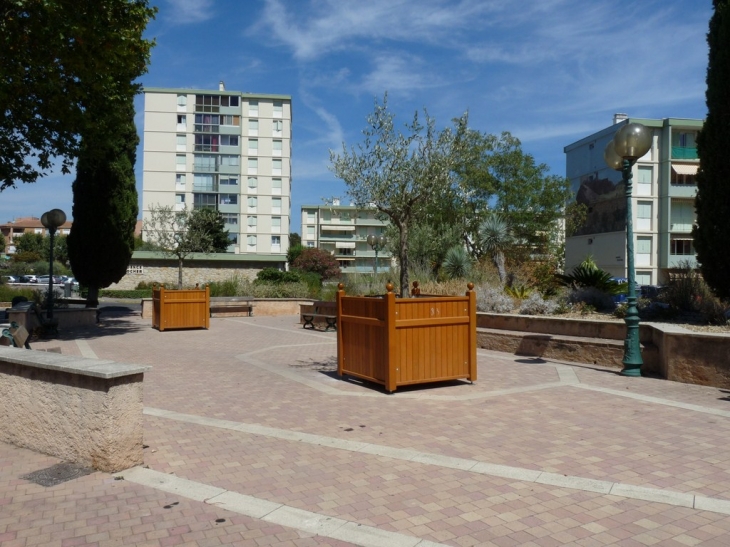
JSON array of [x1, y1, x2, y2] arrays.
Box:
[[0, 0, 156, 189], [330, 94, 468, 296], [67, 99, 139, 306], [693, 0, 730, 298], [292, 248, 341, 280], [144, 205, 230, 289]]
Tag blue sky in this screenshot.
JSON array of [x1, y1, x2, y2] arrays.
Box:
[[0, 0, 712, 231]]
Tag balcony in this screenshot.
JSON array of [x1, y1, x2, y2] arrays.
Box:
[[671, 146, 698, 160]]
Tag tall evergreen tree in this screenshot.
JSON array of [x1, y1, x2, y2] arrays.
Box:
[[67, 100, 139, 306], [694, 0, 730, 298]]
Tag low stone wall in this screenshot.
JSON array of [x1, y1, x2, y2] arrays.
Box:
[[8, 308, 97, 331], [140, 298, 312, 319], [0, 347, 151, 472], [477, 312, 730, 388]]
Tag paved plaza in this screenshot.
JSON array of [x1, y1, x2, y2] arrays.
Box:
[[3, 309, 730, 546]]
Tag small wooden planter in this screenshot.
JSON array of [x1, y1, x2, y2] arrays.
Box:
[[337, 282, 477, 393], [152, 285, 210, 331]]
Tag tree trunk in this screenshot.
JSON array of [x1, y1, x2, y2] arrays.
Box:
[[398, 223, 409, 297], [177, 257, 184, 289], [493, 251, 507, 286], [86, 286, 99, 308]]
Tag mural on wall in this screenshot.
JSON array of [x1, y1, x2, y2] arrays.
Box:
[[572, 170, 626, 236]]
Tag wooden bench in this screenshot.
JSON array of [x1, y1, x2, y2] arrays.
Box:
[[209, 296, 255, 317], [300, 301, 337, 331]]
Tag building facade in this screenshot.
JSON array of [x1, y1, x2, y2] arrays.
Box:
[[300, 200, 391, 274], [564, 116, 702, 285], [142, 84, 292, 259], [1, 217, 72, 256]]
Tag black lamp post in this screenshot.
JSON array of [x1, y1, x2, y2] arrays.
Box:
[[41, 208, 66, 320], [367, 234, 387, 275], [603, 123, 652, 377]]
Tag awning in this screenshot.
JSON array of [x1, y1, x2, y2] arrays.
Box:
[[335, 241, 356, 249], [321, 225, 355, 231], [672, 164, 698, 175], [336, 257, 355, 261]]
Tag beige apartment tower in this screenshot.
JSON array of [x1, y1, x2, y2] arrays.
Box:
[[142, 85, 292, 258]]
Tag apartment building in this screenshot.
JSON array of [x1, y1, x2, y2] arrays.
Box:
[[1, 217, 72, 255], [564, 115, 702, 285], [142, 84, 292, 258], [301, 200, 391, 274]]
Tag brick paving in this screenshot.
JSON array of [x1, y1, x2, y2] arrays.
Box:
[[3, 310, 730, 545]]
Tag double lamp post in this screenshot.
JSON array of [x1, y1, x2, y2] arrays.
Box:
[[41, 208, 67, 321], [603, 123, 652, 377]]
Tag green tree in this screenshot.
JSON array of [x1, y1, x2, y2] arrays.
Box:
[[13, 233, 45, 257], [693, 0, 730, 298], [144, 205, 230, 289], [287, 243, 305, 266], [185, 208, 230, 252], [0, 0, 156, 189], [0, 232, 5, 254], [478, 213, 513, 285], [292, 248, 340, 280], [68, 99, 139, 307], [330, 94, 467, 296], [289, 233, 302, 248]]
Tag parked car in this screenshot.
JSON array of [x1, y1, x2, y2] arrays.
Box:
[[19, 274, 38, 283], [2, 275, 18, 283], [37, 275, 64, 285]]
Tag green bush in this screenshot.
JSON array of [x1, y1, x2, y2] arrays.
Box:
[[208, 277, 241, 297], [255, 268, 301, 284], [441, 246, 472, 280], [99, 289, 153, 299], [0, 285, 36, 302]]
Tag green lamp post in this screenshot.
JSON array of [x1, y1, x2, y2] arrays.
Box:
[[367, 234, 387, 275], [603, 123, 653, 376], [40, 208, 67, 321]]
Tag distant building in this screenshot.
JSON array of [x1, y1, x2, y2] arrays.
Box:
[[142, 83, 292, 259], [0, 217, 72, 255], [564, 116, 702, 285], [300, 200, 391, 274]]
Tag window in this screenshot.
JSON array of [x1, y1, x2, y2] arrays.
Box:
[[220, 176, 238, 186], [306, 225, 315, 237], [247, 196, 258, 210], [176, 154, 186, 170], [636, 202, 652, 231], [248, 119, 259, 136], [248, 158, 258, 174], [272, 178, 282, 195], [175, 193, 185, 211], [672, 131, 697, 148], [272, 120, 283, 134], [176, 134, 186, 151], [194, 114, 219, 133], [271, 236, 281, 250], [220, 155, 239, 166], [670, 201, 695, 232], [272, 158, 282, 175], [193, 193, 217, 209], [177, 94, 187, 108], [193, 154, 216, 171], [671, 165, 697, 185], [636, 166, 652, 196], [670, 238, 694, 255], [248, 100, 258, 116], [272, 216, 281, 233], [176, 115, 187, 131], [247, 177, 258, 190], [228, 234, 238, 245], [247, 215, 257, 227], [307, 211, 315, 222], [194, 134, 219, 152], [175, 173, 186, 188], [34, 228, 43, 234], [248, 139, 258, 153], [193, 174, 216, 191], [220, 115, 240, 126], [219, 194, 237, 205], [636, 237, 652, 266], [222, 96, 239, 107], [306, 241, 315, 248], [247, 235, 257, 250], [271, 197, 282, 214], [221, 135, 239, 147], [636, 271, 652, 286], [273, 140, 282, 156], [273, 100, 283, 117], [222, 213, 238, 225], [127, 265, 144, 274], [195, 94, 225, 113]]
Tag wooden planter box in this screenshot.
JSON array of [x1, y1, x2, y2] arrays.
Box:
[[336, 283, 477, 393], [152, 285, 210, 331]]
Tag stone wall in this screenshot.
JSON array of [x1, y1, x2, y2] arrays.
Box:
[[0, 348, 150, 472], [109, 260, 262, 290]]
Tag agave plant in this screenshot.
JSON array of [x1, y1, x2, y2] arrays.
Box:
[[442, 245, 472, 280], [479, 213, 513, 285], [555, 258, 624, 295]]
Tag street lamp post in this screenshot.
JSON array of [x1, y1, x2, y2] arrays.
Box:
[[603, 123, 652, 377], [367, 234, 387, 275], [40, 209, 67, 321]]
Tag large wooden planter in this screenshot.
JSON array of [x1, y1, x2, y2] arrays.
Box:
[[337, 283, 477, 393], [152, 285, 210, 331]]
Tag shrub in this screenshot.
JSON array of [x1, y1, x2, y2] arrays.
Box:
[[567, 286, 615, 311], [292, 248, 340, 280], [99, 289, 153, 299], [476, 285, 514, 313], [0, 285, 36, 302], [255, 268, 301, 284], [505, 285, 532, 299], [555, 257, 624, 295], [519, 292, 558, 315], [441, 246, 472, 280]]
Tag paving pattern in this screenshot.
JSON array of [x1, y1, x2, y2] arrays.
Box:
[[2, 312, 730, 546]]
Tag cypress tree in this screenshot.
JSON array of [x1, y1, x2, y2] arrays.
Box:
[[67, 99, 139, 306], [694, 0, 730, 298]]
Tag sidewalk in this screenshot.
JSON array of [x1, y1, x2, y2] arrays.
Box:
[[2, 312, 730, 546]]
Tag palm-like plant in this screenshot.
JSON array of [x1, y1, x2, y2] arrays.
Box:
[[479, 213, 512, 285], [442, 245, 472, 279], [555, 257, 625, 295]]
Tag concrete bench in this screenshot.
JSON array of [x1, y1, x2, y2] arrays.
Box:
[[300, 301, 337, 331], [209, 296, 255, 317], [0, 347, 151, 472]]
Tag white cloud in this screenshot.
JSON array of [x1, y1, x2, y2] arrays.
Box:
[[162, 0, 215, 25]]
